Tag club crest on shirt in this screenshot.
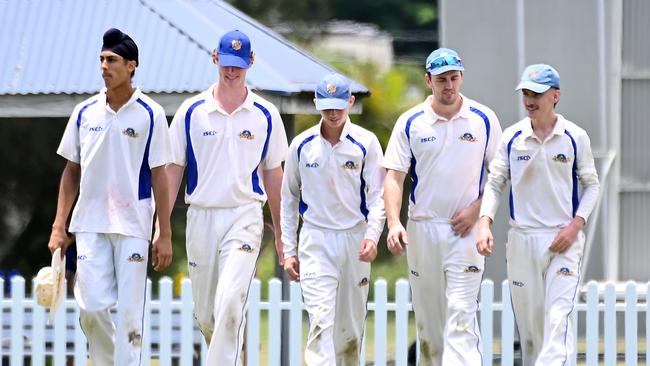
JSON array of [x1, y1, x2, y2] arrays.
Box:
[[342, 160, 358, 169], [231, 39, 242, 51], [552, 153, 570, 163], [459, 132, 478, 142], [557, 267, 574, 276], [358, 277, 369, 287], [464, 265, 481, 273], [410, 269, 420, 277], [122, 128, 139, 138], [128, 253, 145, 262], [239, 130, 255, 140], [239, 243, 254, 253]]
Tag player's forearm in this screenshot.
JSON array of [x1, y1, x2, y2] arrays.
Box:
[[52, 161, 81, 229], [384, 170, 406, 229], [151, 166, 172, 236], [263, 167, 284, 238]]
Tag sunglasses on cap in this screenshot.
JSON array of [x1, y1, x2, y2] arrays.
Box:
[[427, 55, 463, 71]]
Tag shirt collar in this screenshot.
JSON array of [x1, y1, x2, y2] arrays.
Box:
[[521, 113, 566, 139], [203, 83, 256, 115], [99, 87, 142, 111], [423, 93, 471, 123], [318, 117, 352, 143]]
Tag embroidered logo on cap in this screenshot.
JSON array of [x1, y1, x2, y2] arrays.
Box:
[[231, 39, 242, 51], [326, 83, 337, 94]]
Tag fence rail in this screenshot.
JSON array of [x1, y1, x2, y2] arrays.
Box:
[[1, 276, 648, 365]]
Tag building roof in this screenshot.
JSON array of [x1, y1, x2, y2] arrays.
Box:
[[0, 0, 368, 96]]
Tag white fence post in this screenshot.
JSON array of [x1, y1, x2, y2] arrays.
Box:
[[159, 277, 173, 366], [289, 280, 303, 366], [604, 282, 617, 366], [394, 279, 410, 366], [31, 278, 45, 366], [624, 281, 638, 365], [586, 281, 599, 365], [268, 278, 282, 366], [480, 279, 494, 365], [142, 279, 152, 365], [73, 300, 87, 366], [501, 280, 514, 366], [374, 279, 388, 366], [180, 278, 194, 366], [10, 276, 25, 366]]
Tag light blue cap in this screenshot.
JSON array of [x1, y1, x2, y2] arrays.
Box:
[[516, 64, 560, 93], [314, 73, 351, 111], [217, 30, 251, 68], [425, 48, 464, 75]]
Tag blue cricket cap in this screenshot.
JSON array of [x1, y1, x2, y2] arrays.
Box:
[[426, 48, 464, 75], [516, 64, 560, 93], [314, 73, 351, 111], [217, 30, 251, 68]]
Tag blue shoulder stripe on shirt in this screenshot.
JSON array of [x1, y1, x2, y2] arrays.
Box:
[[470, 106, 491, 197], [185, 99, 205, 195], [507, 130, 523, 220], [297, 134, 318, 162], [405, 110, 424, 204], [135, 98, 155, 200], [564, 130, 579, 217], [252, 102, 273, 195], [346, 134, 369, 219], [76, 99, 98, 128]]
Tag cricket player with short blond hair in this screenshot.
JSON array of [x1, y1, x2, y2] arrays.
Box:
[[477, 64, 600, 365]]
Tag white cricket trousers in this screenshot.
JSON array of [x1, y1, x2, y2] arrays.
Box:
[[186, 202, 264, 366], [299, 223, 370, 366], [406, 219, 484, 366], [74, 232, 149, 366], [506, 228, 585, 366]]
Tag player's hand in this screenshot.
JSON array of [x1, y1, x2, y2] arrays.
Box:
[[451, 201, 480, 237], [387, 223, 408, 256], [549, 218, 583, 253], [152, 231, 172, 272], [284, 255, 300, 281], [274, 233, 285, 266], [476, 217, 494, 256], [359, 239, 378, 262], [48, 225, 73, 257]]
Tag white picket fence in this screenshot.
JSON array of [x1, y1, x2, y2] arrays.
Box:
[[0, 276, 648, 365]]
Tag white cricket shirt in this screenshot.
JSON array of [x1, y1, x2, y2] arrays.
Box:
[[281, 119, 386, 257], [57, 88, 171, 240], [383, 94, 502, 220], [480, 115, 600, 228], [169, 85, 288, 208]]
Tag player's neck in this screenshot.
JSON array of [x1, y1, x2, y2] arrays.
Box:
[[431, 95, 463, 121], [320, 124, 345, 145], [105, 83, 135, 112], [530, 112, 558, 141], [214, 83, 247, 114]]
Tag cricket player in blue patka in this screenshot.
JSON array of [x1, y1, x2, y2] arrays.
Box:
[[48, 28, 173, 365], [477, 64, 600, 365], [281, 73, 385, 365], [383, 47, 503, 365]]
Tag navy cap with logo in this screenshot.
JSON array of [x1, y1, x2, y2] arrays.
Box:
[[314, 73, 352, 111], [101, 28, 139, 66], [217, 30, 252, 68], [516, 64, 560, 93], [425, 48, 464, 75]]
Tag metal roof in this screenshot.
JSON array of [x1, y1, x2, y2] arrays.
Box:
[[0, 0, 368, 96]]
